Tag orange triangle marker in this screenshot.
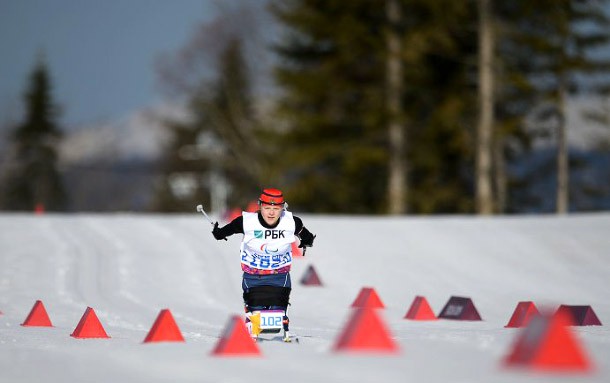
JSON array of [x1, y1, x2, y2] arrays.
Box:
[[503, 309, 591, 372], [404, 296, 437, 320], [333, 307, 399, 353], [21, 300, 53, 327], [143, 309, 185, 343], [211, 315, 261, 356], [351, 287, 385, 309], [70, 307, 110, 339], [300, 265, 323, 286], [505, 301, 539, 328]]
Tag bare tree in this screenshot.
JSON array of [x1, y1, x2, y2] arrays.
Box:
[[154, 1, 275, 209], [476, 0, 495, 214], [155, 1, 272, 101], [386, 0, 406, 214], [556, 74, 569, 214]]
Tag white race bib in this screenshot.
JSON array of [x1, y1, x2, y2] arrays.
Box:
[[240, 211, 295, 271]]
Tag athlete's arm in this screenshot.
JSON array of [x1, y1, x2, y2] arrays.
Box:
[[294, 216, 315, 248], [212, 216, 244, 240]]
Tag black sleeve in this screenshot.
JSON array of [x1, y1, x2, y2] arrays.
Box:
[[294, 216, 315, 243], [215, 216, 244, 238], [294, 216, 304, 233]]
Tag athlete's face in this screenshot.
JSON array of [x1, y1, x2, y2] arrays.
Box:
[[260, 204, 282, 225]]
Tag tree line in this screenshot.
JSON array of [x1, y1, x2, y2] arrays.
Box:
[[2, 0, 609, 214], [152, 0, 610, 214]]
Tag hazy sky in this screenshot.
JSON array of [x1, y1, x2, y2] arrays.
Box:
[[0, 0, 214, 128]]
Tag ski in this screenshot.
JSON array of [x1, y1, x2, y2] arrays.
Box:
[[255, 335, 299, 344]]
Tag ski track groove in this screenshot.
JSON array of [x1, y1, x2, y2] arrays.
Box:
[[54, 215, 243, 338], [1, 213, 609, 383]]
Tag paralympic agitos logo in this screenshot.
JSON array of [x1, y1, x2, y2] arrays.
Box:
[[259, 243, 279, 254]]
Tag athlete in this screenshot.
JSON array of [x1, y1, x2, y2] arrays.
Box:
[[211, 188, 316, 340]]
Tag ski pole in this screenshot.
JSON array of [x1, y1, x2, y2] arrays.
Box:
[[196, 204, 214, 226]]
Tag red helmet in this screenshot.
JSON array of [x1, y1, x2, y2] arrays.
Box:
[[258, 188, 285, 206]]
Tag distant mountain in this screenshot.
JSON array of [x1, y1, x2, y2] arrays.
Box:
[[57, 103, 190, 212], [59, 103, 189, 164]]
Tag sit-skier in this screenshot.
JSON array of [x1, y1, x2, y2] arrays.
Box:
[[211, 188, 316, 341]]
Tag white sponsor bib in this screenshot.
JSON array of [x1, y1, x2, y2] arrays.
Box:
[[240, 211, 295, 271]]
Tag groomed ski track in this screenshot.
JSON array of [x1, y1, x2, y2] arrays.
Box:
[[1, 213, 609, 383]]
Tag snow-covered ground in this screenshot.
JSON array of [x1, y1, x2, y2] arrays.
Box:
[[1, 212, 609, 383]]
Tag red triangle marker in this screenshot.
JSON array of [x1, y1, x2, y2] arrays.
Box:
[[333, 307, 399, 353], [143, 309, 185, 343], [70, 307, 110, 339], [404, 296, 437, 320], [351, 287, 385, 309], [505, 301, 539, 328], [21, 300, 53, 327], [300, 265, 323, 286], [211, 315, 261, 356], [503, 309, 591, 372]]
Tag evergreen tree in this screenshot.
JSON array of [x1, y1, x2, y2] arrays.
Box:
[[152, 38, 264, 212], [0, 59, 66, 211], [270, 0, 389, 213], [400, 1, 478, 214], [485, 1, 548, 213], [201, 38, 272, 203], [151, 120, 210, 212], [500, 0, 610, 213], [270, 0, 477, 213], [153, 2, 275, 213]]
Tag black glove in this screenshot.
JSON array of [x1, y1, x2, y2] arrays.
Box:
[[212, 222, 227, 241], [298, 232, 315, 248]]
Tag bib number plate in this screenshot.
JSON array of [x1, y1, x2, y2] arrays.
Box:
[[255, 310, 284, 330]]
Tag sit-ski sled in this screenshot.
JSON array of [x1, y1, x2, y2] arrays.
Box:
[[243, 285, 297, 343]]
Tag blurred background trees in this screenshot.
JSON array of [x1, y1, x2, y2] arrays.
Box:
[[266, 0, 479, 214], [0, 58, 66, 211], [151, 2, 275, 214], [494, 0, 610, 213], [2, 0, 609, 215]]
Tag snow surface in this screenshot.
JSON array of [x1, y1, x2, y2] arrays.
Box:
[[1, 212, 609, 383]]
